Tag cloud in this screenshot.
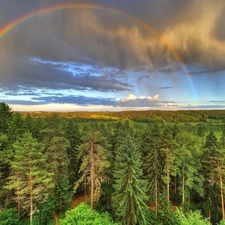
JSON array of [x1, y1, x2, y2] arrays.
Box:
[[159, 86, 173, 90], [115, 94, 159, 107], [1, 0, 225, 111], [1, 0, 225, 89], [162, 0, 225, 71], [32, 95, 114, 105], [0, 57, 132, 92]]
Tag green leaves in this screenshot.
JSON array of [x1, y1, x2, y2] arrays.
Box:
[[0, 208, 19, 225], [60, 203, 116, 225]]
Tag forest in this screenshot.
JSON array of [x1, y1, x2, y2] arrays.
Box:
[[1, 102, 225, 225]]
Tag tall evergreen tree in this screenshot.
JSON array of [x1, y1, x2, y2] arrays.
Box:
[[175, 132, 204, 205], [201, 131, 222, 224], [112, 133, 148, 225], [41, 114, 71, 213], [7, 112, 26, 142], [159, 126, 177, 208], [74, 128, 111, 209], [65, 120, 82, 188], [0, 133, 15, 209], [142, 124, 163, 215], [0, 102, 12, 133], [0, 134, 9, 209], [5, 132, 54, 225]]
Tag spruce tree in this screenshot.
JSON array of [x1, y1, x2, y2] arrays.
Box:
[[65, 120, 82, 188], [0, 102, 12, 133], [41, 114, 71, 213], [142, 124, 163, 215], [112, 133, 148, 225], [201, 131, 223, 223]]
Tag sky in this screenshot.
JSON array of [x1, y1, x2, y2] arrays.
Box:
[[0, 0, 225, 111]]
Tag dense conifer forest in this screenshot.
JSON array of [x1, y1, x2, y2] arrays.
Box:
[[1, 102, 225, 224]]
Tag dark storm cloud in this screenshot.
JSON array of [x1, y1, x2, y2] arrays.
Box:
[[1, 0, 225, 108], [1, 0, 224, 73], [0, 56, 132, 92]]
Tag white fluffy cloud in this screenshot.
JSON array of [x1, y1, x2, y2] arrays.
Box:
[[115, 94, 159, 107]]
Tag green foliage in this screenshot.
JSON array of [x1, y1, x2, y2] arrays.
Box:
[[112, 133, 148, 225], [74, 127, 111, 209], [0, 102, 12, 132], [154, 192, 180, 225], [60, 203, 117, 225], [142, 124, 163, 209], [65, 120, 82, 188], [176, 210, 210, 225], [175, 131, 204, 204], [217, 220, 225, 225], [41, 114, 70, 179], [2, 105, 225, 224], [53, 176, 72, 213], [0, 208, 19, 225], [33, 196, 55, 225], [5, 132, 54, 223]]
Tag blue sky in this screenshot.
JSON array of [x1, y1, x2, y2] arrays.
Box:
[[0, 0, 225, 111]]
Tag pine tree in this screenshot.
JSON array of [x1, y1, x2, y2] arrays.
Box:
[[112, 133, 148, 225], [0, 134, 9, 209], [5, 132, 54, 225], [74, 128, 111, 209]]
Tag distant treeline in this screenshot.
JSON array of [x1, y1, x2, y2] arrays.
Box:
[[20, 109, 225, 122]]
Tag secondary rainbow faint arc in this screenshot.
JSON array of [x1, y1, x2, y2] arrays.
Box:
[[0, 2, 195, 95]]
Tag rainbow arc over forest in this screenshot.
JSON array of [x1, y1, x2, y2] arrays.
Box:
[[0, 3, 195, 99]]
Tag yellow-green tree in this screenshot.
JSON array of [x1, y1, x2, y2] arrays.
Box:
[[74, 128, 111, 209], [5, 132, 54, 225]]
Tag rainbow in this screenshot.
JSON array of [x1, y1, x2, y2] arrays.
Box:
[[0, 3, 195, 95]]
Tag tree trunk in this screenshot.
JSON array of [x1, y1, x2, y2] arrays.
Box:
[[17, 192, 21, 214], [166, 150, 170, 208], [219, 174, 225, 221], [90, 140, 94, 210], [29, 165, 33, 225], [209, 210, 211, 223], [182, 166, 185, 204], [84, 177, 87, 198], [174, 176, 177, 195], [155, 177, 158, 216], [16, 173, 21, 214]]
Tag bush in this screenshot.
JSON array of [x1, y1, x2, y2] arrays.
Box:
[[0, 208, 19, 225], [60, 203, 117, 225], [176, 210, 210, 225]]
